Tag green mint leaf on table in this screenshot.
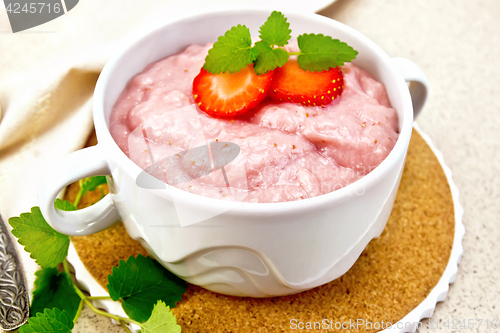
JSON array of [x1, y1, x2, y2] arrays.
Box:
[[19, 308, 74, 333], [107, 254, 187, 323], [31, 267, 81, 320], [9, 207, 70, 268], [297, 33, 358, 72], [81, 175, 107, 194], [141, 301, 181, 333], [259, 11, 291, 47], [73, 175, 108, 207], [203, 24, 258, 74], [253, 41, 289, 75], [54, 199, 76, 211]]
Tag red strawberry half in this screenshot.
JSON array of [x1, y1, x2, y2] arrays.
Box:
[[268, 59, 344, 107], [193, 64, 275, 119]]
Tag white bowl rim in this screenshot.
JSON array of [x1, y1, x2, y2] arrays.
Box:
[[93, 8, 414, 216]]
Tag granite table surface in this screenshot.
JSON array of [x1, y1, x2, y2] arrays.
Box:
[[9, 0, 500, 332]]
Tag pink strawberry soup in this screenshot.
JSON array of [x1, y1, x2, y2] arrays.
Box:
[[109, 44, 399, 203]]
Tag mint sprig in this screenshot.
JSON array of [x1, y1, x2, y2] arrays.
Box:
[[297, 33, 358, 72], [9, 207, 70, 268], [259, 11, 291, 47], [9, 175, 186, 332], [19, 308, 74, 333], [73, 175, 107, 207], [31, 268, 81, 319], [107, 254, 187, 323], [203, 24, 258, 74], [55, 198, 77, 211], [253, 41, 289, 75], [202, 11, 358, 75], [141, 301, 182, 333]]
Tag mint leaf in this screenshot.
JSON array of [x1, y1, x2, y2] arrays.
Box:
[[259, 11, 291, 47], [31, 268, 81, 320], [107, 255, 186, 323], [81, 176, 107, 194], [297, 33, 358, 72], [203, 24, 258, 74], [9, 207, 70, 268], [142, 301, 181, 333], [253, 41, 289, 75], [54, 199, 76, 211], [19, 308, 74, 333]]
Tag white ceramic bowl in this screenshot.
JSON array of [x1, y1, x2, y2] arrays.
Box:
[[38, 9, 429, 297]]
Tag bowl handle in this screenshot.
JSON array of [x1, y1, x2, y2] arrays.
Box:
[[391, 57, 430, 118], [38, 144, 120, 236]]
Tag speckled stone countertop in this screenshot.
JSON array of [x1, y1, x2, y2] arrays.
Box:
[[14, 0, 499, 332]]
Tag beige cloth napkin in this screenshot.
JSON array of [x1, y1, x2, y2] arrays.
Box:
[[0, 1, 198, 302], [0, 1, 331, 328]]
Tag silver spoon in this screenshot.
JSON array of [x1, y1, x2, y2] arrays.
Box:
[[0, 215, 29, 330]]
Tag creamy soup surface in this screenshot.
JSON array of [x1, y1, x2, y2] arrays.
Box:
[[110, 44, 399, 203]]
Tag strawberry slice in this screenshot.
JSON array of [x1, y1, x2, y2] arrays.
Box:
[[268, 59, 344, 107], [193, 64, 275, 118]]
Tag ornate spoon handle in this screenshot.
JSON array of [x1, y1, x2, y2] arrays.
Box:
[[0, 215, 29, 330]]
